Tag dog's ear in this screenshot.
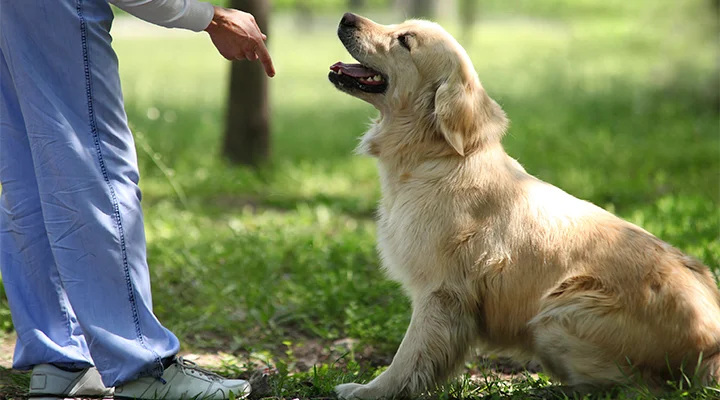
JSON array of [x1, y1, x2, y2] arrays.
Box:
[[434, 68, 507, 156], [434, 73, 480, 156]]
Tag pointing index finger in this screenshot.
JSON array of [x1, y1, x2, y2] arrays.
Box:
[[254, 40, 275, 77]]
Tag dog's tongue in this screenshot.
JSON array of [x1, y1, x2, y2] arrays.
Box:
[[330, 62, 378, 78]]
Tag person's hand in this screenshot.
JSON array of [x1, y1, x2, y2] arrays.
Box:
[[204, 6, 275, 77]]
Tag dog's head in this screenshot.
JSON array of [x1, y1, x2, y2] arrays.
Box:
[[329, 13, 507, 157]]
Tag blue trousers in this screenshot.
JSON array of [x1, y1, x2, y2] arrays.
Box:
[[0, 0, 179, 387]]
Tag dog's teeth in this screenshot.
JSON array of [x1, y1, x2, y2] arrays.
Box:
[[337, 70, 342, 75], [373, 75, 382, 81]]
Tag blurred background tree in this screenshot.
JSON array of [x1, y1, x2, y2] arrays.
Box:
[[348, 0, 367, 9], [459, 0, 479, 43], [409, 0, 435, 19], [224, 0, 270, 166]]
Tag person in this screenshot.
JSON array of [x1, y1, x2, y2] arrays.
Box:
[[0, 0, 274, 398]]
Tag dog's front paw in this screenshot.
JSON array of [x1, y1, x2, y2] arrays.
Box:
[[335, 383, 365, 399], [335, 382, 386, 400]]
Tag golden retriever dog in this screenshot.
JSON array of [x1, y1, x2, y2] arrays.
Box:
[[327, 12, 720, 399]]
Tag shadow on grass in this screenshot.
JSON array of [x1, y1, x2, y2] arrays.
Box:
[[209, 193, 377, 221], [0, 367, 29, 400]]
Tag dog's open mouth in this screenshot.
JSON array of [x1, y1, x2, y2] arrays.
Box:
[[329, 61, 388, 94]]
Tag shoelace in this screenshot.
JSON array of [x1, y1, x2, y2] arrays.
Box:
[[173, 357, 224, 382]]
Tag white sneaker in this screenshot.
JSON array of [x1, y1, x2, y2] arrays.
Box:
[[114, 357, 251, 400], [29, 363, 113, 398]]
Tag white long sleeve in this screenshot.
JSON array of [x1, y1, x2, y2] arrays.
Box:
[[109, 0, 214, 32]]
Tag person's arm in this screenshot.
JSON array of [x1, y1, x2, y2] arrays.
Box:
[[109, 0, 275, 77], [108, 0, 213, 32]]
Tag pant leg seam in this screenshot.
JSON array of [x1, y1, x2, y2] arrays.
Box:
[[75, 0, 163, 378]]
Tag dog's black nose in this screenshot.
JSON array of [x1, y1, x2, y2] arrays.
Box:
[[340, 12, 358, 28]]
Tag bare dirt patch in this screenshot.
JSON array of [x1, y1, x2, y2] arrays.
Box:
[[0, 334, 15, 369]]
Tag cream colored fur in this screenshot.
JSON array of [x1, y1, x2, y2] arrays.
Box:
[[330, 14, 720, 399]]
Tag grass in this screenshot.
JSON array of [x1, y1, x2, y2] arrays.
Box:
[[1, 1, 719, 398]]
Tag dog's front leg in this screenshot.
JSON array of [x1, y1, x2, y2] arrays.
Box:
[[335, 289, 477, 399]]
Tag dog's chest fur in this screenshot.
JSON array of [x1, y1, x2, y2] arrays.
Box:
[[375, 165, 449, 293], [371, 155, 502, 297]]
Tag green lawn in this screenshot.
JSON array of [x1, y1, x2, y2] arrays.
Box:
[[1, 1, 719, 398]]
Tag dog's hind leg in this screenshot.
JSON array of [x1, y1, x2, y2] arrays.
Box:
[[699, 351, 720, 386], [528, 277, 640, 389], [530, 313, 631, 389], [531, 273, 720, 392], [335, 288, 478, 399]]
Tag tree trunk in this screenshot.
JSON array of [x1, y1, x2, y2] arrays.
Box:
[[348, 0, 366, 9], [294, 1, 314, 33], [410, 0, 435, 19], [223, 0, 270, 166], [459, 0, 478, 44]]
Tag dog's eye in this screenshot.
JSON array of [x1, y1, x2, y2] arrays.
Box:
[[397, 34, 412, 50]]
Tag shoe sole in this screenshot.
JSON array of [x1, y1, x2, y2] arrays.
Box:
[[30, 397, 114, 400], [114, 396, 250, 400]]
